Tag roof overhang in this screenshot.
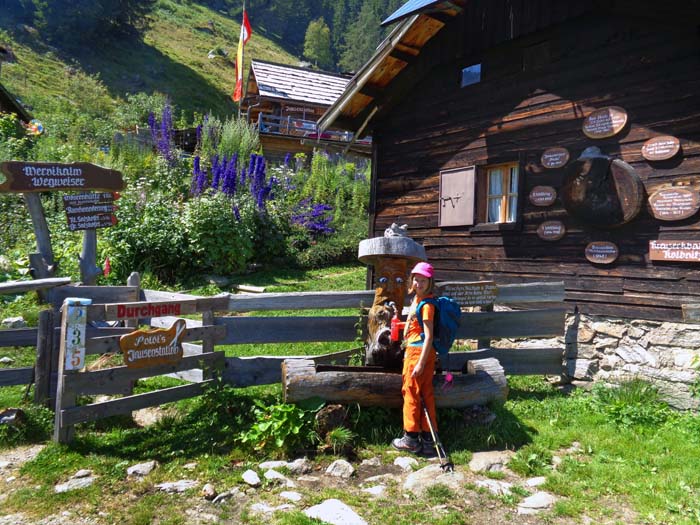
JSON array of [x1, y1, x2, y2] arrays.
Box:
[[318, 1, 464, 137]]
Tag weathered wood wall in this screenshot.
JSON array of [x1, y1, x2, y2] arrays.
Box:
[[371, 0, 700, 321]]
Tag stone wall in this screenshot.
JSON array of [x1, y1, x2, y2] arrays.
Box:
[[495, 311, 700, 410]]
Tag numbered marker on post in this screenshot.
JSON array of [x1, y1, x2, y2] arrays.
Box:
[[63, 298, 92, 371]]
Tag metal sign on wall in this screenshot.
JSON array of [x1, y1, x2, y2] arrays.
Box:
[[0, 161, 125, 192]]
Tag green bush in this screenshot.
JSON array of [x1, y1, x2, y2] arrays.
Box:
[[104, 188, 188, 282], [182, 191, 254, 274]]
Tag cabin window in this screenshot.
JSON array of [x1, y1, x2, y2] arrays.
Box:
[[486, 163, 519, 223], [460, 64, 481, 88]]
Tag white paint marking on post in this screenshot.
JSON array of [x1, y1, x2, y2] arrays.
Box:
[[63, 297, 92, 371]]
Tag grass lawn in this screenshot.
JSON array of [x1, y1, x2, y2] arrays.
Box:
[[1, 263, 700, 524]]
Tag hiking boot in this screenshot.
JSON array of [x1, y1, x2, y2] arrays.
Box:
[[420, 434, 438, 458], [391, 432, 421, 453]]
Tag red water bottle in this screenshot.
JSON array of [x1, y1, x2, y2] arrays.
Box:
[[390, 311, 400, 342]]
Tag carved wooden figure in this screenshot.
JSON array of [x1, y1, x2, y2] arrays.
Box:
[[358, 224, 426, 369]]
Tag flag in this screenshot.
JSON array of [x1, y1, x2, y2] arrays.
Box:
[[232, 8, 252, 102]]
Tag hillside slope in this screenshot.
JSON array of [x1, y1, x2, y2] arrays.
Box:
[[0, 0, 298, 118]]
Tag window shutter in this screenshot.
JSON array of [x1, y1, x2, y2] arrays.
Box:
[[439, 166, 476, 227]]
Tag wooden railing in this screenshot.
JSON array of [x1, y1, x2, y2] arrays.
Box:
[[256, 113, 371, 145]]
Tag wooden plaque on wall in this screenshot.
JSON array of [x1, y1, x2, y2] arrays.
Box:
[[649, 240, 700, 262], [582, 106, 628, 139], [648, 188, 700, 221], [585, 241, 619, 264], [642, 136, 681, 161], [541, 147, 570, 169], [437, 281, 497, 307], [529, 186, 557, 207], [537, 221, 566, 241]]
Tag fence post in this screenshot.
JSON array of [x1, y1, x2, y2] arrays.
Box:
[[34, 309, 54, 407], [53, 298, 91, 444], [201, 310, 214, 380], [477, 303, 493, 350], [125, 272, 141, 329]]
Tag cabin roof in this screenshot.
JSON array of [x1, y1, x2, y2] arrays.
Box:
[[317, 1, 464, 136], [319, 0, 700, 136], [245, 60, 351, 107]]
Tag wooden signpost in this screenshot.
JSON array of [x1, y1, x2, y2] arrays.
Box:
[[582, 106, 628, 139], [585, 241, 619, 264], [537, 220, 566, 241], [0, 162, 125, 285], [119, 319, 186, 369], [540, 147, 570, 169], [0, 161, 124, 192], [529, 186, 557, 207], [648, 188, 700, 221], [437, 281, 497, 307], [642, 136, 681, 161], [649, 240, 700, 262], [63, 192, 118, 231]]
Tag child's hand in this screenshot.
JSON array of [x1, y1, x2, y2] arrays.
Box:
[[411, 362, 425, 377]]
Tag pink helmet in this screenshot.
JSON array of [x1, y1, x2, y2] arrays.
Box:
[[410, 261, 434, 278]]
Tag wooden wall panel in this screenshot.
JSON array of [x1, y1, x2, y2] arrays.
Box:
[[371, 5, 700, 321]]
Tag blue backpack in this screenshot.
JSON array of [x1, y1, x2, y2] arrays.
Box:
[[415, 296, 462, 360]]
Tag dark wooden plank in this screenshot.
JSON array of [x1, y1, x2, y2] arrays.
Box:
[[50, 285, 138, 309], [0, 367, 33, 386], [66, 352, 225, 395], [0, 328, 37, 347], [449, 348, 564, 375], [84, 325, 226, 355], [222, 350, 354, 387], [458, 309, 565, 339], [60, 380, 216, 426], [216, 316, 361, 344], [226, 290, 375, 312]]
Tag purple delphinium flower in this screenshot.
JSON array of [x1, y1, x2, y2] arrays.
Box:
[[291, 198, 335, 237], [283, 152, 291, 167], [148, 112, 157, 143], [232, 203, 241, 221]]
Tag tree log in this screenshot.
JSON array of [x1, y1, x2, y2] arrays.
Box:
[[282, 358, 508, 408]]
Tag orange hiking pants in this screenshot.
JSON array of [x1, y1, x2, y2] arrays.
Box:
[[401, 346, 437, 433]]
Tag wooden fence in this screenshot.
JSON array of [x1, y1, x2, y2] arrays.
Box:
[[53, 295, 227, 443], [5, 278, 566, 442]]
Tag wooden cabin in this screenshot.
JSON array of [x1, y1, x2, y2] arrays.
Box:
[[320, 0, 700, 324], [240, 60, 371, 162]]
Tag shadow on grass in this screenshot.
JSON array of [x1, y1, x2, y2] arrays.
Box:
[[69, 385, 275, 463]]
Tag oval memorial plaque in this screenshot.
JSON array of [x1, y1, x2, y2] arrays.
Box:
[[642, 136, 681, 161], [529, 185, 557, 207], [537, 220, 566, 241], [585, 241, 619, 264], [582, 106, 628, 139], [541, 147, 570, 169], [648, 187, 700, 221]]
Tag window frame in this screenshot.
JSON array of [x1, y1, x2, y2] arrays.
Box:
[[486, 162, 520, 224], [472, 155, 525, 232]]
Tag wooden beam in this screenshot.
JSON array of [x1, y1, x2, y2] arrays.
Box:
[[283, 358, 507, 408], [389, 48, 417, 64], [449, 348, 565, 375], [216, 316, 360, 345], [0, 328, 37, 347], [0, 277, 71, 295], [59, 380, 216, 428], [0, 367, 33, 386]]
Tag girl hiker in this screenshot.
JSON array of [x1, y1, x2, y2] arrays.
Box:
[[391, 261, 438, 457]]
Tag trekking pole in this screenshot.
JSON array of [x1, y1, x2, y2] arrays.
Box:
[[420, 393, 454, 472]]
